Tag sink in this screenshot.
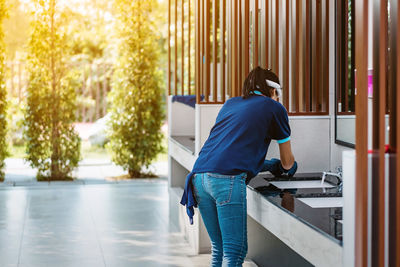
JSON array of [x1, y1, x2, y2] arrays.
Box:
[[248, 172, 343, 241]]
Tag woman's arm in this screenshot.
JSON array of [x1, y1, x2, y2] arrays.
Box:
[[278, 140, 295, 170]]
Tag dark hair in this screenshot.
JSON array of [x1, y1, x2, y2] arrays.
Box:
[[242, 66, 280, 99]]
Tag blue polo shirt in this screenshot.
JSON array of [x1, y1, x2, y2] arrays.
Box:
[[192, 95, 291, 179], [181, 94, 291, 224]]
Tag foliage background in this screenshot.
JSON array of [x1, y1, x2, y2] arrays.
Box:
[[24, 0, 81, 180], [108, 0, 164, 177], [0, 0, 8, 181], [0, 0, 168, 179]]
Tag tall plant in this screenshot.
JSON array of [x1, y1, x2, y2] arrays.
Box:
[[0, 0, 8, 182], [24, 0, 80, 180], [109, 0, 164, 177]]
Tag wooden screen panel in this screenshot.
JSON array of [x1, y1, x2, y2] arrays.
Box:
[[205, 0, 210, 102], [239, 0, 242, 90], [314, 0, 321, 112], [388, 0, 400, 265], [170, 0, 330, 116], [244, 0, 250, 76], [395, 1, 400, 265], [174, 0, 178, 95], [232, 0, 238, 98], [265, 0, 269, 68], [324, 0, 329, 113], [396, 1, 400, 263], [188, 0, 191, 95], [283, 0, 289, 108], [305, 0, 310, 112], [253, 0, 259, 68], [196, 0, 200, 103], [200, 0, 204, 102], [371, 1, 388, 266], [275, 0, 279, 76], [294, 0, 301, 112], [220, 0, 226, 103], [212, 0, 218, 102], [181, 0, 184, 95], [236, 0, 240, 96], [354, 0, 369, 266]]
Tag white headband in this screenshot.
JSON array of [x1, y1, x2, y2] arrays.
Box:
[[265, 79, 282, 89]]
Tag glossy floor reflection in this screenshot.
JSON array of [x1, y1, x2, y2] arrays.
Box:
[[0, 180, 207, 267]]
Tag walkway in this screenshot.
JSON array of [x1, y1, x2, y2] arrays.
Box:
[[0, 179, 210, 267], [3, 158, 168, 183]]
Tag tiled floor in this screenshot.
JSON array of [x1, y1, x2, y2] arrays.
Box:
[[0, 180, 209, 267]]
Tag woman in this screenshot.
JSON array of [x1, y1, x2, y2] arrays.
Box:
[[181, 67, 297, 267]]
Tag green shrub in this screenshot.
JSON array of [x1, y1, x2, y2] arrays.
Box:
[[108, 0, 164, 178], [0, 0, 8, 182], [7, 98, 25, 147], [24, 0, 81, 180]]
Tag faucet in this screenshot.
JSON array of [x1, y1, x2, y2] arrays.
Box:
[[321, 167, 342, 186]]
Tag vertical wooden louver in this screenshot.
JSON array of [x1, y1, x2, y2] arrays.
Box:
[[388, 0, 400, 265], [354, 0, 369, 266], [168, 0, 330, 115], [371, 1, 387, 266]]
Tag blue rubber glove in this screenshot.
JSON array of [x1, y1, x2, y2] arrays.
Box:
[[280, 161, 298, 177], [262, 158, 283, 176], [262, 159, 298, 177]]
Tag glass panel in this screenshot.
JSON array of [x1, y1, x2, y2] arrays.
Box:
[[335, 0, 356, 147]]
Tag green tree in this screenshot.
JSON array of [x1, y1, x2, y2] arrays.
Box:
[[0, 0, 8, 181], [108, 0, 164, 177], [24, 0, 80, 180]]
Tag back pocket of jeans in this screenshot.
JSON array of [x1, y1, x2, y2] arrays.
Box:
[[206, 174, 235, 205]]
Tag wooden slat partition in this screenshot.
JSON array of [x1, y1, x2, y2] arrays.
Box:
[[253, 0, 259, 68], [196, 0, 200, 103], [238, 0, 242, 94], [220, 0, 226, 103], [284, 0, 289, 108], [244, 0, 250, 76], [233, 0, 238, 98], [324, 0, 329, 113], [212, 0, 217, 102], [388, 0, 400, 265], [265, 0, 269, 68], [204, 0, 210, 102], [188, 0, 191, 95], [232, 0, 236, 97], [371, 1, 388, 266], [396, 2, 400, 263], [305, 0, 310, 112], [275, 0, 279, 76], [315, 0, 321, 112], [395, 3, 400, 265], [169, 0, 330, 116], [354, 0, 369, 266], [174, 0, 178, 95], [181, 0, 184, 95], [295, 0, 301, 112]]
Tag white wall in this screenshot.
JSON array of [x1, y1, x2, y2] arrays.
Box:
[[168, 96, 195, 137], [267, 116, 332, 173], [194, 107, 335, 173], [195, 104, 223, 155]]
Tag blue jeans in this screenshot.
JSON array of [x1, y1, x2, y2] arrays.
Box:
[[192, 172, 248, 267]]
